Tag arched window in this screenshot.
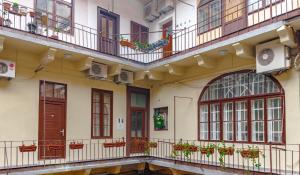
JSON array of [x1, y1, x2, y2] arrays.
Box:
[[198, 70, 285, 144]]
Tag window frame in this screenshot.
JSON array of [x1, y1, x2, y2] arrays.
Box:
[[91, 88, 113, 139], [197, 0, 222, 34], [247, 0, 283, 14], [35, 0, 74, 34], [130, 21, 149, 44], [198, 70, 285, 144]]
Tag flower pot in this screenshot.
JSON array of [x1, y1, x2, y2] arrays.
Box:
[[103, 142, 115, 148], [27, 23, 37, 33], [188, 145, 198, 152], [41, 15, 48, 25], [29, 11, 36, 18], [240, 149, 259, 159], [19, 6, 27, 16], [173, 145, 184, 151], [218, 147, 234, 155], [50, 35, 59, 40], [69, 143, 84, 150], [115, 141, 126, 147], [149, 142, 157, 148], [19, 144, 37, 152], [200, 147, 214, 155], [3, 2, 11, 11], [120, 40, 135, 49]]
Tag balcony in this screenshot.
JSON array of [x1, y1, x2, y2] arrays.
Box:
[[0, 0, 299, 65], [0, 138, 299, 174]]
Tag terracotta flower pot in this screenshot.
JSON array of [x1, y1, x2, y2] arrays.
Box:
[[3, 2, 11, 11], [188, 145, 198, 152], [240, 149, 259, 158], [120, 40, 136, 49], [69, 143, 84, 150], [218, 147, 234, 155], [103, 142, 115, 148], [200, 147, 214, 155], [19, 144, 37, 152], [173, 144, 184, 151]]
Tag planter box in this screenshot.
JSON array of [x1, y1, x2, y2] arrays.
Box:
[[120, 40, 136, 49], [200, 147, 214, 155], [19, 145, 37, 152], [69, 143, 84, 150], [173, 145, 184, 151], [218, 147, 234, 155], [240, 149, 259, 158], [188, 146, 198, 152]]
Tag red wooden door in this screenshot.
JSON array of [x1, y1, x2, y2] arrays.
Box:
[[39, 81, 66, 159], [162, 21, 173, 58], [223, 0, 247, 35], [99, 10, 118, 55], [130, 109, 146, 153]]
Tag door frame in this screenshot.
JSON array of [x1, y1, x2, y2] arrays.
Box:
[[97, 6, 120, 56], [162, 20, 173, 58], [38, 80, 67, 160], [126, 86, 150, 155]]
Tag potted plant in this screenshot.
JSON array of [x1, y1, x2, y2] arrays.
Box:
[[50, 27, 60, 40], [148, 142, 157, 148], [119, 36, 135, 49], [200, 144, 215, 157], [11, 2, 19, 13], [3, 2, 11, 11], [69, 142, 84, 150], [216, 142, 235, 168], [19, 144, 37, 152], [19, 6, 27, 16], [154, 113, 165, 130], [27, 22, 37, 33], [237, 146, 265, 168]]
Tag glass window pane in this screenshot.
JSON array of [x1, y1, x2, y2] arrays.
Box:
[[251, 99, 264, 142], [198, 7, 209, 33], [199, 105, 209, 140], [268, 97, 282, 143], [236, 101, 248, 141], [210, 0, 221, 28], [210, 104, 220, 140], [248, 0, 263, 13], [223, 102, 234, 141], [131, 93, 146, 108]]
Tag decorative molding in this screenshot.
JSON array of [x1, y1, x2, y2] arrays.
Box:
[[108, 64, 123, 76], [164, 64, 185, 76], [78, 57, 94, 71], [232, 42, 254, 59], [196, 55, 216, 68], [277, 25, 297, 48]]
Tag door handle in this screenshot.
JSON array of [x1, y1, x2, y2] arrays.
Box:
[[60, 129, 65, 137]]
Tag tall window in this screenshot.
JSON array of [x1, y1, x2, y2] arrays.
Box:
[[198, 70, 285, 143], [92, 89, 113, 138], [197, 0, 221, 33], [131, 21, 149, 44], [36, 0, 73, 32], [248, 0, 281, 13]]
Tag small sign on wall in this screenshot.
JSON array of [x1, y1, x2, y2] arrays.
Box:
[[117, 117, 124, 130]]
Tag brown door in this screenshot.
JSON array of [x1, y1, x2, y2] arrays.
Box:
[[39, 81, 66, 159], [127, 87, 149, 155], [162, 21, 173, 58], [223, 0, 247, 35], [98, 8, 118, 55], [130, 109, 146, 153]]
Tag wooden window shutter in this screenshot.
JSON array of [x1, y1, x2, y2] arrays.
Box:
[[141, 26, 149, 44], [131, 22, 140, 43]]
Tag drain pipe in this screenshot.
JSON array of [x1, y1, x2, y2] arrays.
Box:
[[173, 96, 193, 143]]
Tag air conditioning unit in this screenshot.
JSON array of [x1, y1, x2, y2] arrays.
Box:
[[157, 0, 174, 14], [256, 39, 290, 73], [114, 69, 134, 84], [144, 0, 160, 22], [86, 62, 108, 80], [0, 60, 16, 78]]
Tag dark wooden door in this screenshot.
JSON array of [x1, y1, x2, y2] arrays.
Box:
[[98, 10, 118, 55], [223, 0, 247, 35], [130, 109, 146, 153], [39, 81, 66, 159], [162, 21, 173, 58]]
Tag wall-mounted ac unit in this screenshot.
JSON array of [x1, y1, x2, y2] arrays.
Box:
[[114, 69, 134, 84], [144, 0, 160, 22], [256, 39, 290, 73], [0, 59, 16, 78], [86, 62, 108, 80], [157, 0, 174, 14]]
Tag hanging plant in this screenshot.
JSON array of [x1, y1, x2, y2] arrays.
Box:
[[19, 144, 37, 152], [144, 141, 158, 155], [171, 140, 199, 159], [153, 113, 165, 130], [200, 144, 215, 158], [134, 37, 169, 53], [69, 142, 84, 150], [236, 146, 265, 168], [216, 142, 235, 168]]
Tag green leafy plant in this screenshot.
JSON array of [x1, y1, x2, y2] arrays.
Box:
[[144, 141, 157, 156], [216, 142, 235, 168], [12, 2, 19, 13], [199, 143, 215, 158], [236, 145, 265, 168], [171, 140, 198, 160], [153, 113, 165, 130]]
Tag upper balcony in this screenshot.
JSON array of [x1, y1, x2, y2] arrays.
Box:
[[0, 0, 299, 66]]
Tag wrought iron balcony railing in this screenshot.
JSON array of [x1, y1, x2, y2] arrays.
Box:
[[0, 0, 299, 64]]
